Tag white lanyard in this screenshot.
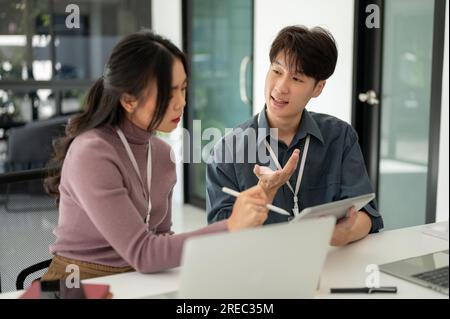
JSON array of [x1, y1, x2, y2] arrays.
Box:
[[116, 127, 152, 227], [258, 112, 310, 216]]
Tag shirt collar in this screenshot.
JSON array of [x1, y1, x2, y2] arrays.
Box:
[[117, 117, 152, 145], [257, 106, 324, 147]]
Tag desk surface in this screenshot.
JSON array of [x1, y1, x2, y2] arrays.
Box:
[[1, 222, 448, 299]]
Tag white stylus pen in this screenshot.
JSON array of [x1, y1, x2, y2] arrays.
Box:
[[222, 187, 291, 216]]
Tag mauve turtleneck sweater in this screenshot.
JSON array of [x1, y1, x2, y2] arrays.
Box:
[[50, 118, 228, 273]]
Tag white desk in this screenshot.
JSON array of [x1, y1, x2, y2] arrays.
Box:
[[316, 221, 448, 299], [1, 222, 448, 299]]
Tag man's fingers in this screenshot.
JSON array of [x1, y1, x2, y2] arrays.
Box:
[[281, 149, 300, 177], [253, 149, 300, 191], [254, 165, 277, 179], [253, 165, 261, 178], [340, 210, 358, 229], [258, 166, 276, 175], [347, 207, 358, 219]]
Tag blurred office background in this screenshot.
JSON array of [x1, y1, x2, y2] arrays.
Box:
[[0, 0, 448, 292]]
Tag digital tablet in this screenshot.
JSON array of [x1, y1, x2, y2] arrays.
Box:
[[290, 193, 375, 223]]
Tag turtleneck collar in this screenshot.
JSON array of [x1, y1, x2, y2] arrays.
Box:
[[117, 117, 152, 145]]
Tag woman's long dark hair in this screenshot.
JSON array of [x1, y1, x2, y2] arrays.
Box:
[[45, 30, 188, 203]]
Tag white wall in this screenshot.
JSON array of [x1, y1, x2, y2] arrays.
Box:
[[151, 0, 184, 206], [253, 0, 355, 123], [436, 1, 449, 222], [151, 0, 182, 48]]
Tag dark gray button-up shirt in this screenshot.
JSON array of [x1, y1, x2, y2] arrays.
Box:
[[206, 107, 383, 233]]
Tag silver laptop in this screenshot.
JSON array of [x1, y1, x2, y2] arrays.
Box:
[[177, 216, 335, 298], [379, 250, 449, 295]]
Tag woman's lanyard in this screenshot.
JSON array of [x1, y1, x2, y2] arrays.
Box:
[[258, 112, 310, 216], [116, 127, 152, 227]]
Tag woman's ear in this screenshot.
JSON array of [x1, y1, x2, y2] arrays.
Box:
[[120, 93, 138, 113]]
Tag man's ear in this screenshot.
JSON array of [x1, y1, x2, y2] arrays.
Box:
[[312, 80, 326, 98], [120, 93, 138, 113]]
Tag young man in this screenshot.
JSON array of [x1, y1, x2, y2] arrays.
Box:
[[206, 25, 383, 246]]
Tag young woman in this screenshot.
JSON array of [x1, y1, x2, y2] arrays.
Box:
[[42, 31, 270, 281]]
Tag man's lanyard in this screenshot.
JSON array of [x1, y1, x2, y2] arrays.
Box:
[[116, 127, 152, 227], [258, 112, 310, 216]]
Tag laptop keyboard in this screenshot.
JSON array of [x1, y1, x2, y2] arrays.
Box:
[[412, 266, 449, 288]]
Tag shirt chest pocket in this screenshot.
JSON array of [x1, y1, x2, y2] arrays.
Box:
[[303, 174, 340, 206], [306, 172, 339, 188]]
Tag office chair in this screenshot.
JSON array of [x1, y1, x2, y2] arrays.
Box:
[[3, 116, 69, 212], [16, 259, 52, 290], [5, 116, 69, 171], [0, 168, 58, 292]]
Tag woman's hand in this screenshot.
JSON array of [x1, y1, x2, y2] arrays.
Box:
[[253, 149, 300, 200], [227, 185, 269, 232]]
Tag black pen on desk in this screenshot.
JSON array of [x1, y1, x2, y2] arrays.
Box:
[[330, 286, 397, 294]]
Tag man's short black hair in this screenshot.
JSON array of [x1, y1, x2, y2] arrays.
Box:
[[270, 25, 338, 82]]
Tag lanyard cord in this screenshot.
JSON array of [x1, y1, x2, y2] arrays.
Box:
[[258, 112, 310, 216], [116, 128, 152, 226]]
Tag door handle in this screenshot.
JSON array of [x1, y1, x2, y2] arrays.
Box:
[[358, 90, 379, 106], [239, 56, 252, 106]]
